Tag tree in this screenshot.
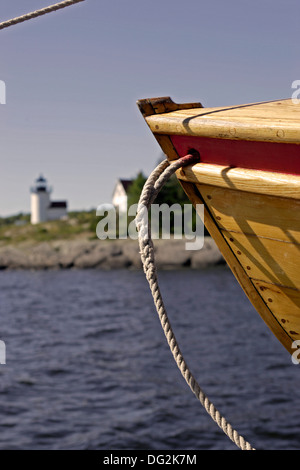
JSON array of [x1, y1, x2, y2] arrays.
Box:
[[126, 169, 204, 235], [126, 171, 147, 208], [127, 170, 191, 207]]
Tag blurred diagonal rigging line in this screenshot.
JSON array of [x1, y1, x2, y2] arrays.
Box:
[[0, 0, 85, 31]]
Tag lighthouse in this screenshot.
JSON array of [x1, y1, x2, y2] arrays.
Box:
[[30, 175, 67, 224], [30, 175, 51, 224]]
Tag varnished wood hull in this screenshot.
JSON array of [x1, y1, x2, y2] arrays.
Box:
[[137, 97, 300, 356]]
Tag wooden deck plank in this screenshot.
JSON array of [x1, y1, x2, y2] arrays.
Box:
[[223, 231, 300, 290], [199, 184, 300, 244], [177, 163, 300, 200], [179, 180, 294, 354], [252, 280, 300, 341], [145, 99, 300, 143]]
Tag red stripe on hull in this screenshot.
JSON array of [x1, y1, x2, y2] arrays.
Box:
[[170, 135, 300, 175]]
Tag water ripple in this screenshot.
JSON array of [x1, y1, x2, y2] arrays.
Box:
[[0, 267, 299, 450]]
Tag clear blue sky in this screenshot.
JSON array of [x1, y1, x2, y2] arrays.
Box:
[[0, 0, 299, 216]]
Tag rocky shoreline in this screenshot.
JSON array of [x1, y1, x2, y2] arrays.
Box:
[[0, 236, 225, 270]]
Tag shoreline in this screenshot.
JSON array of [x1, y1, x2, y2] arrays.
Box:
[[0, 236, 224, 271]]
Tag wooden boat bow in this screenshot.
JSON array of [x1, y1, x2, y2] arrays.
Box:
[[137, 96, 300, 357]]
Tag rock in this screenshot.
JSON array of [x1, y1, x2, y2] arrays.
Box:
[[73, 249, 107, 269], [191, 237, 224, 268], [154, 239, 191, 269], [55, 240, 97, 268], [0, 236, 224, 270], [122, 240, 142, 268], [27, 242, 60, 269], [0, 246, 27, 269], [102, 253, 132, 269]]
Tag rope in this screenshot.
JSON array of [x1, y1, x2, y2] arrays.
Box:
[[0, 0, 85, 31], [135, 154, 255, 451]]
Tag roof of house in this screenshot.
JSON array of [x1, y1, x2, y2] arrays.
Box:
[[49, 201, 67, 209], [119, 179, 133, 192]]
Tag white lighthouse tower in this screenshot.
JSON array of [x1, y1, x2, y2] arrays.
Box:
[[30, 175, 51, 224], [30, 175, 67, 224]]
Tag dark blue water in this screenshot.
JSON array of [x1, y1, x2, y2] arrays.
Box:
[[0, 266, 299, 450]]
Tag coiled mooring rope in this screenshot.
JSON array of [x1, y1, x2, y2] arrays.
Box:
[[0, 0, 85, 31], [135, 154, 255, 451]]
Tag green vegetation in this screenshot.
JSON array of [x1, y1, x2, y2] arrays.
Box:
[[0, 212, 30, 227], [126, 171, 147, 208], [127, 170, 205, 235], [0, 169, 207, 246], [126, 170, 191, 208], [0, 210, 99, 245]]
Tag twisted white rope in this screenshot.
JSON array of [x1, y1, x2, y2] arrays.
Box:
[[136, 156, 255, 451], [0, 0, 85, 31]]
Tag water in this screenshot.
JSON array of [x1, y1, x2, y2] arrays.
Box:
[[0, 265, 299, 450]]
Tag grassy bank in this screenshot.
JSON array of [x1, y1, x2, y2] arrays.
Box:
[[0, 210, 99, 246], [0, 211, 224, 270]]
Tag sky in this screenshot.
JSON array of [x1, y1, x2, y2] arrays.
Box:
[[0, 0, 299, 216]]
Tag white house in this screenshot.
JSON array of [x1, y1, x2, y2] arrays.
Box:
[[112, 179, 133, 213], [30, 175, 67, 224]]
